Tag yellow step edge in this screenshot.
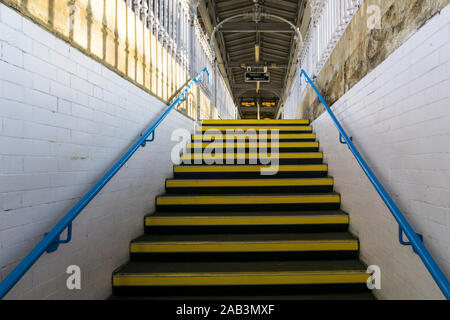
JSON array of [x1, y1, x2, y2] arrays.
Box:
[[192, 134, 317, 140], [166, 178, 334, 188], [197, 126, 313, 132], [130, 241, 359, 253], [173, 165, 328, 173], [113, 271, 370, 286], [180, 153, 323, 160], [187, 142, 319, 148], [145, 215, 349, 226], [156, 194, 340, 205], [202, 120, 310, 125]]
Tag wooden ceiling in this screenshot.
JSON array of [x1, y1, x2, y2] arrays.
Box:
[[198, 0, 307, 119]]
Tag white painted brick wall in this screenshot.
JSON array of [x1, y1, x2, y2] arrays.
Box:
[[0, 4, 196, 299], [311, 6, 450, 300]]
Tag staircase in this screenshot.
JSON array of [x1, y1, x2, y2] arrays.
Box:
[[111, 120, 374, 300]]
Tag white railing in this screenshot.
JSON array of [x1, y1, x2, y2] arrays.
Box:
[[125, 0, 236, 119], [311, 0, 361, 74], [283, 0, 362, 119]]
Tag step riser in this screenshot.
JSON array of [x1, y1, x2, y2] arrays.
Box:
[[201, 121, 310, 126], [187, 147, 320, 153], [192, 137, 317, 142], [144, 224, 349, 235], [173, 171, 328, 179], [197, 129, 314, 134], [112, 284, 370, 297], [165, 185, 334, 194], [130, 251, 359, 262], [156, 203, 341, 213], [180, 158, 324, 165], [111, 293, 376, 300], [196, 126, 313, 132]]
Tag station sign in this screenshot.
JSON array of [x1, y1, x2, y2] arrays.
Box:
[[241, 101, 256, 107], [245, 72, 270, 82], [262, 101, 276, 107]]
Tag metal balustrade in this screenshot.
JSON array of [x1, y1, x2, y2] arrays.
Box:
[[284, 0, 362, 119], [125, 0, 236, 120]]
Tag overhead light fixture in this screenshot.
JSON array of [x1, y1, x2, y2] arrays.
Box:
[[262, 101, 276, 107], [255, 43, 260, 93]]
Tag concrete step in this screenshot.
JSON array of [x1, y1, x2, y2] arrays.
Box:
[[129, 232, 359, 261], [165, 177, 334, 194], [144, 210, 349, 234], [173, 164, 328, 179], [180, 152, 324, 165], [155, 193, 341, 212], [112, 260, 370, 296]]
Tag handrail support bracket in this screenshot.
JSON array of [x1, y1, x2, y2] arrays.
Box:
[[141, 131, 155, 148], [399, 225, 423, 255], [339, 133, 353, 145], [46, 223, 72, 253]]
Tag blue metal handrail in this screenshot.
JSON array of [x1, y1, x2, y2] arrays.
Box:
[[0, 67, 210, 299], [299, 69, 450, 299]]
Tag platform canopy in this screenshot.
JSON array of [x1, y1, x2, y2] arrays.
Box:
[[196, 0, 308, 119]]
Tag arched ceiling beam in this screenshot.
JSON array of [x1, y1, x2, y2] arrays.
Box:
[[220, 23, 294, 33], [209, 4, 303, 56]]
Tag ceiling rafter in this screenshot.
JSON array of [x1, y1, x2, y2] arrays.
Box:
[[197, 0, 304, 119], [197, 0, 234, 90], [220, 23, 294, 33]]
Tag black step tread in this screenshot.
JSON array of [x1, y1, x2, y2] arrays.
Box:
[[201, 120, 311, 126], [164, 177, 334, 194], [164, 177, 334, 192], [173, 164, 327, 169], [132, 232, 357, 243], [166, 177, 333, 183], [193, 133, 315, 136], [196, 125, 312, 129], [149, 210, 348, 218], [191, 134, 317, 141], [181, 152, 323, 157], [114, 259, 366, 274], [155, 193, 341, 206], [186, 141, 319, 145], [111, 292, 375, 300], [156, 192, 340, 198]]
